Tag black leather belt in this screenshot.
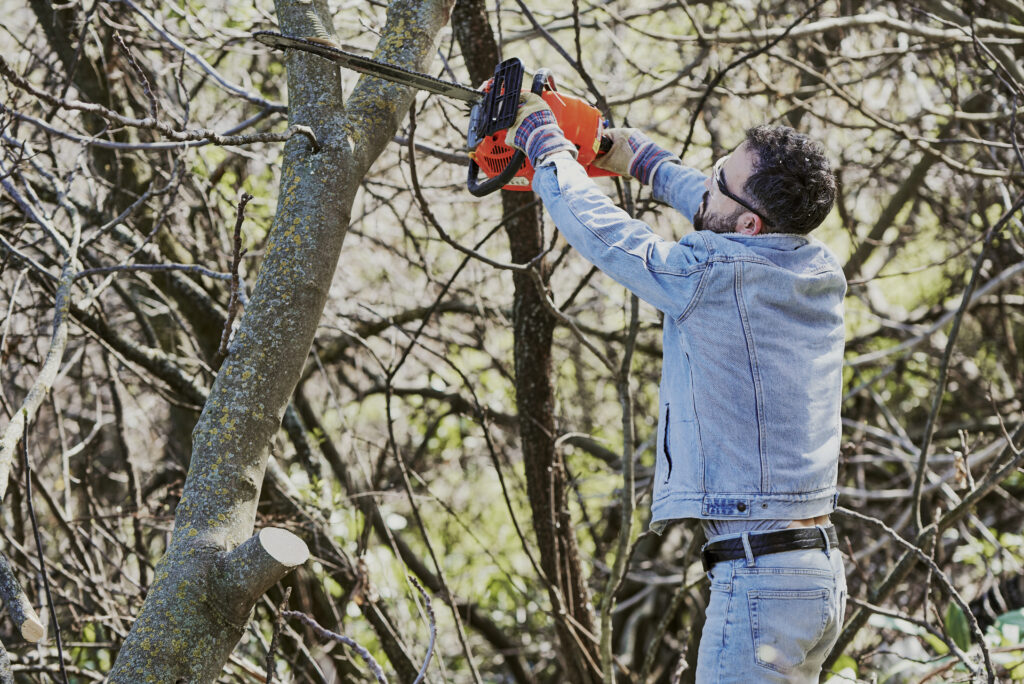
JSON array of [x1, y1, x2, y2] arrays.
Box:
[[701, 525, 838, 571]]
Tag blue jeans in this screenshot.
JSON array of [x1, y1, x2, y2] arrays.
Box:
[[696, 528, 847, 683]]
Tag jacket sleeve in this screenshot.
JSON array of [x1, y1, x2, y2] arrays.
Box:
[[532, 153, 711, 319], [651, 161, 710, 224]]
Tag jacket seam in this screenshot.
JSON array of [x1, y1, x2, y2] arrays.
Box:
[[675, 265, 711, 323], [734, 263, 770, 492], [561, 187, 709, 277], [683, 350, 707, 492], [654, 485, 838, 502], [674, 233, 713, 322], [709, 253, 836, 275]]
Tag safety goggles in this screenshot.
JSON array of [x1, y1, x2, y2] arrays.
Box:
[[712, 156, 770, 226]]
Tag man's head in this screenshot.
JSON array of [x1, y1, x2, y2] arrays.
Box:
[[693, 125, 836, 235]]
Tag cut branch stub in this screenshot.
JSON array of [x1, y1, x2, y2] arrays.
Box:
[[213, 528, 310, 627], [0, 552, 45, 642]]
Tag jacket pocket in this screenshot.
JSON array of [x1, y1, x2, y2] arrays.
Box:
[[663, 404, 672, 482]]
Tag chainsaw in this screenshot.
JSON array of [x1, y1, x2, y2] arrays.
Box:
[[254, 31, 615, 196]]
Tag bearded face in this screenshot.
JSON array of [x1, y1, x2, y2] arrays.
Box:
[[693, 191, 744, 234]]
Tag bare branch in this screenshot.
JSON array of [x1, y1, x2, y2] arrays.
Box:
[[281, 610, 389, 684]]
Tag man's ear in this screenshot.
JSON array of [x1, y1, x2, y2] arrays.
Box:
[[737, 213, 762, 235]]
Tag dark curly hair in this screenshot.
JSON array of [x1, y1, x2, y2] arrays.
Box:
[[743, 125, 836, 235]]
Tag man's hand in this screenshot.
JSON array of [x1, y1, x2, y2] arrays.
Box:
[[593, 128, 680, 185], [505, 93, 578, 168]]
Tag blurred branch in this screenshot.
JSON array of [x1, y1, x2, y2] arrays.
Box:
[[680, 0, 828, 159], [114, 0, 284, 110], [507, 8, 1024, 45], [282, 610, 388, 684], [599, 293, 640, 682], [73, 263, 232, 282], [828, 421, 1024, 668], [847, 257, 1024, 367], [836, 507, 992, 681], [408, 576, 436, 684], [912, 194, 1024, 530], [1, 102, 316, 151], [0, 175, 79, 500], [21, 430, 70, 683]]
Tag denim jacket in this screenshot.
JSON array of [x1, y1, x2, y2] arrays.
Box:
[[532, 154, 846, 531]]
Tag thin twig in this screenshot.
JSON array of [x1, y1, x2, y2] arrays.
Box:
[[340, 218, 488, 683], [846, 258, 1024, 366], [409, 576, 436, 684], [599, 291, 640, 683], [405, 106, 539, 272], [835, 507, 993, 681], [511, 0, 611, 117], [1, 101, 317, 151], [527, 267, 615, 371], [22, 420, 70, 684], [72, 263, 232, 282], [638, 524, 702, 682], [112, 31, 159, 119], [281, 610, 388, 684], [911, 193, 1024, 531], [218, 193, 252, 358], [265, 587, 291, 684], [845, 596, 975, 668], [380, 360, 484, 683], [679, 0, 829, 160], [0, 175, 78, 499], [828, 422, 1024, 667], [115, 0, 283, 110]]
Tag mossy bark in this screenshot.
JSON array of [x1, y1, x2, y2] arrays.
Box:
[[107, 1, 454, 681]]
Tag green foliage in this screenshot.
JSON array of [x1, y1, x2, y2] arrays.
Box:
[[944, 602, 971, 652], [995, 609, 1024, 639], [71, 622, 114, 674], [823, 654, 859, 683]]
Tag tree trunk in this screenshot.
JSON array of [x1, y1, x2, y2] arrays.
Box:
[[452, 3, 600, 680], [107, 1, 455, 680]]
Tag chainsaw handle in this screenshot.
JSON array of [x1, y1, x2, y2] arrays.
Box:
[[467, 150, 525, 197], [467, 67, 554, 197], [531, 69, 555, 94]]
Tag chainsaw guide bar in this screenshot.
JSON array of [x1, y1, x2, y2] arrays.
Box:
[[253, 31, 482, 104], [253, 31, 607, 197]]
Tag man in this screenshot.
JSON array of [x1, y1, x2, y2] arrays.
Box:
[[505, 95, 847, 682]]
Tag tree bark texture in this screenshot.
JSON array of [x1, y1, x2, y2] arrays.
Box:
[[452, 2, 600, 681], [107, 1, 455, 680]]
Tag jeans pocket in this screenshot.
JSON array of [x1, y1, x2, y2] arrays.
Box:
[[748, 588, 829, 674]]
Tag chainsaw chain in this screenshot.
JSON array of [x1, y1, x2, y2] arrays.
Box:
[[254, 31, 481, 103]]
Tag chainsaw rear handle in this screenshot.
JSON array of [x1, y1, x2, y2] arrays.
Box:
[[467, 68, 554, 197]]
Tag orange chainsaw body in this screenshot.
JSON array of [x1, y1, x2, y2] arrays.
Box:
[[470, 90, 616, 192]]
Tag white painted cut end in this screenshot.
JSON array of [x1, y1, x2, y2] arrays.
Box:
[[259, 527, 310, 567], [21, 616, 46, 642]]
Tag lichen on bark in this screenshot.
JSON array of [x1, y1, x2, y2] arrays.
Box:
[[107, 1, 455, 681]]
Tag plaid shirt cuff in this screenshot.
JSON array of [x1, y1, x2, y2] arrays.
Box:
[[630, 144, 680, 185], [513, 109, 557, 151], [525, 125, 577, 168]]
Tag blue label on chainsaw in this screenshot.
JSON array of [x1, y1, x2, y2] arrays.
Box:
[[702, 497, 751, 517]]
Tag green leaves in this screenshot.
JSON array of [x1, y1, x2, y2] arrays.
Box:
[[945, 602, 971, 652]]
